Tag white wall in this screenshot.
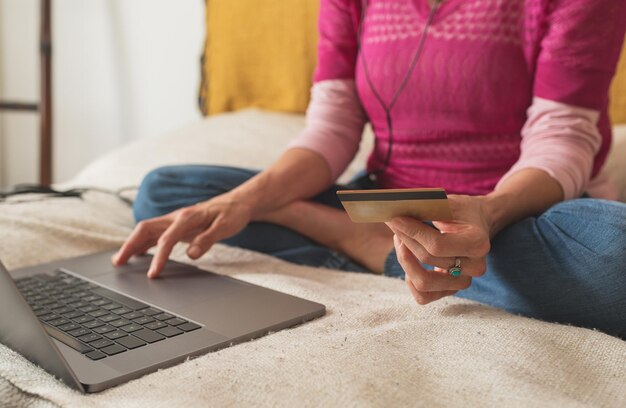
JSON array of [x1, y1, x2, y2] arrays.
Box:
[[0, 0, 204, 187]]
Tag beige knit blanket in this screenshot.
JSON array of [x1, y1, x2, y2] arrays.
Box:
[[1, 192, 625, 407], [1, 111, 625, 406]]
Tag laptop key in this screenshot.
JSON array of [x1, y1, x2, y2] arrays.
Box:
[[43, 325, 93, 354], [154, 313, 174, 321], [78, 305, 98, 313], [116, 335, 146, 350], [120, 324, 142, 333], [51, 306, 73, 315], [144, 321, 167, 330], [92, 299, 111, 307], [48, 318, 71, 327], [68, 328, 91, 338], [141, 307, 162, 317], [73, 315, 94, 324], [101, 302, 121, 311], [90, 339, 114, 349], [50, 302, 68, 310], [134, 316, 155, 325], [62, 311, 84, 319], [156, 326, 183, 338], [79, 333, 102, 343], [178, 322, 201, 332], [101, 344, 126, 356], [85, 350, 107, 361], [93, 325, 115, 334], [59, 322, 81, 332], [104, 330, 127, 340], [110, 319, 132, 328], [122, 311, 144, 320], [48, 300, 67, 313], [56, 292, 75, 301], [83, 320, 105, 329], [62, 296, 81, 305], [88, 309, 108, 318], [99, 314, 118, 323], [34, 309, 52, 317], [46, 302, 64, 310], [133, 328, 165, 343], [41, 313, 61, 322], [67, 301, 88, 309], [165, 318, 187, 326], [111, 307, 132, 316]]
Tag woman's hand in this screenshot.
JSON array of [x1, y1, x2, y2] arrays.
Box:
[[112, 193, 255, 278], [111, 148, 337, 279], [385, 195, 491, 305]]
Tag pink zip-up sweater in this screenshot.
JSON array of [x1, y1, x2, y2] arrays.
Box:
[[289, 0, 626, 199]]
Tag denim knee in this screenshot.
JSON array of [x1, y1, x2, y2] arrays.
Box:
[[537, 198, 626, 263], [133, 166, 176, 222], [132, 165, 258, 222]]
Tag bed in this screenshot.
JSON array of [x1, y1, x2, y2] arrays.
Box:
[[0, 110, 625, 407], [2, 0, 626, 404]]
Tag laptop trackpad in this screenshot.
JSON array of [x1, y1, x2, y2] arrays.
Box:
[[90, 257, 238, 315]]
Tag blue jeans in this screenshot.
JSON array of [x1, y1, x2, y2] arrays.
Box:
[[134, 165, 626, 339]]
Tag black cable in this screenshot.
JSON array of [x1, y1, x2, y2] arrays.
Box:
[[0, 183, 137, 206], [357, 0, 441, 182]]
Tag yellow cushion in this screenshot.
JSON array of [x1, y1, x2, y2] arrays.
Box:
[[610, 39, 626, 124], [200, 0, 319, 116]]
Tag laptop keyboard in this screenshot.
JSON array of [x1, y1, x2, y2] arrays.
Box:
[[14, 270, 201, 361]]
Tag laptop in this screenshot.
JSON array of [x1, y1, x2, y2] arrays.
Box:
[[0, 250, 325, 393]]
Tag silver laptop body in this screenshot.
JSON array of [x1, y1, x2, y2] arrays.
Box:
[[0, 250, 325, 392]]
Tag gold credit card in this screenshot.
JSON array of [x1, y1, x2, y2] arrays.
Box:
[[337, 188, 453, 223]]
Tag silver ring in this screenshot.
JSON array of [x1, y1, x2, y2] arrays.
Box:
[[448, 257, 462, 277]]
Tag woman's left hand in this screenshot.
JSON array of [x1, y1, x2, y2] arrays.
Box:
[[385, 195, 492, 305]]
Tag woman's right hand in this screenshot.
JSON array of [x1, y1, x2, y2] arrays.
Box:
[[112, 192, 255, 278], [112, 148, 336, 278]]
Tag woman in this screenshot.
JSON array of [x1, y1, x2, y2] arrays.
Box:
[[113, 0, 626, 338]]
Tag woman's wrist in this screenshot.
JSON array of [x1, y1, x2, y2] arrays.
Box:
[[480, 169, 564, 239], [227, 176, 269, 221], [479, 193, 515, 239], [229, 148, 334, 222]]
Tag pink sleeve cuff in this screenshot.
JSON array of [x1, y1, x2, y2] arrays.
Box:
[[496, 97, 602, 200], [287, 79, 367, 180]]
